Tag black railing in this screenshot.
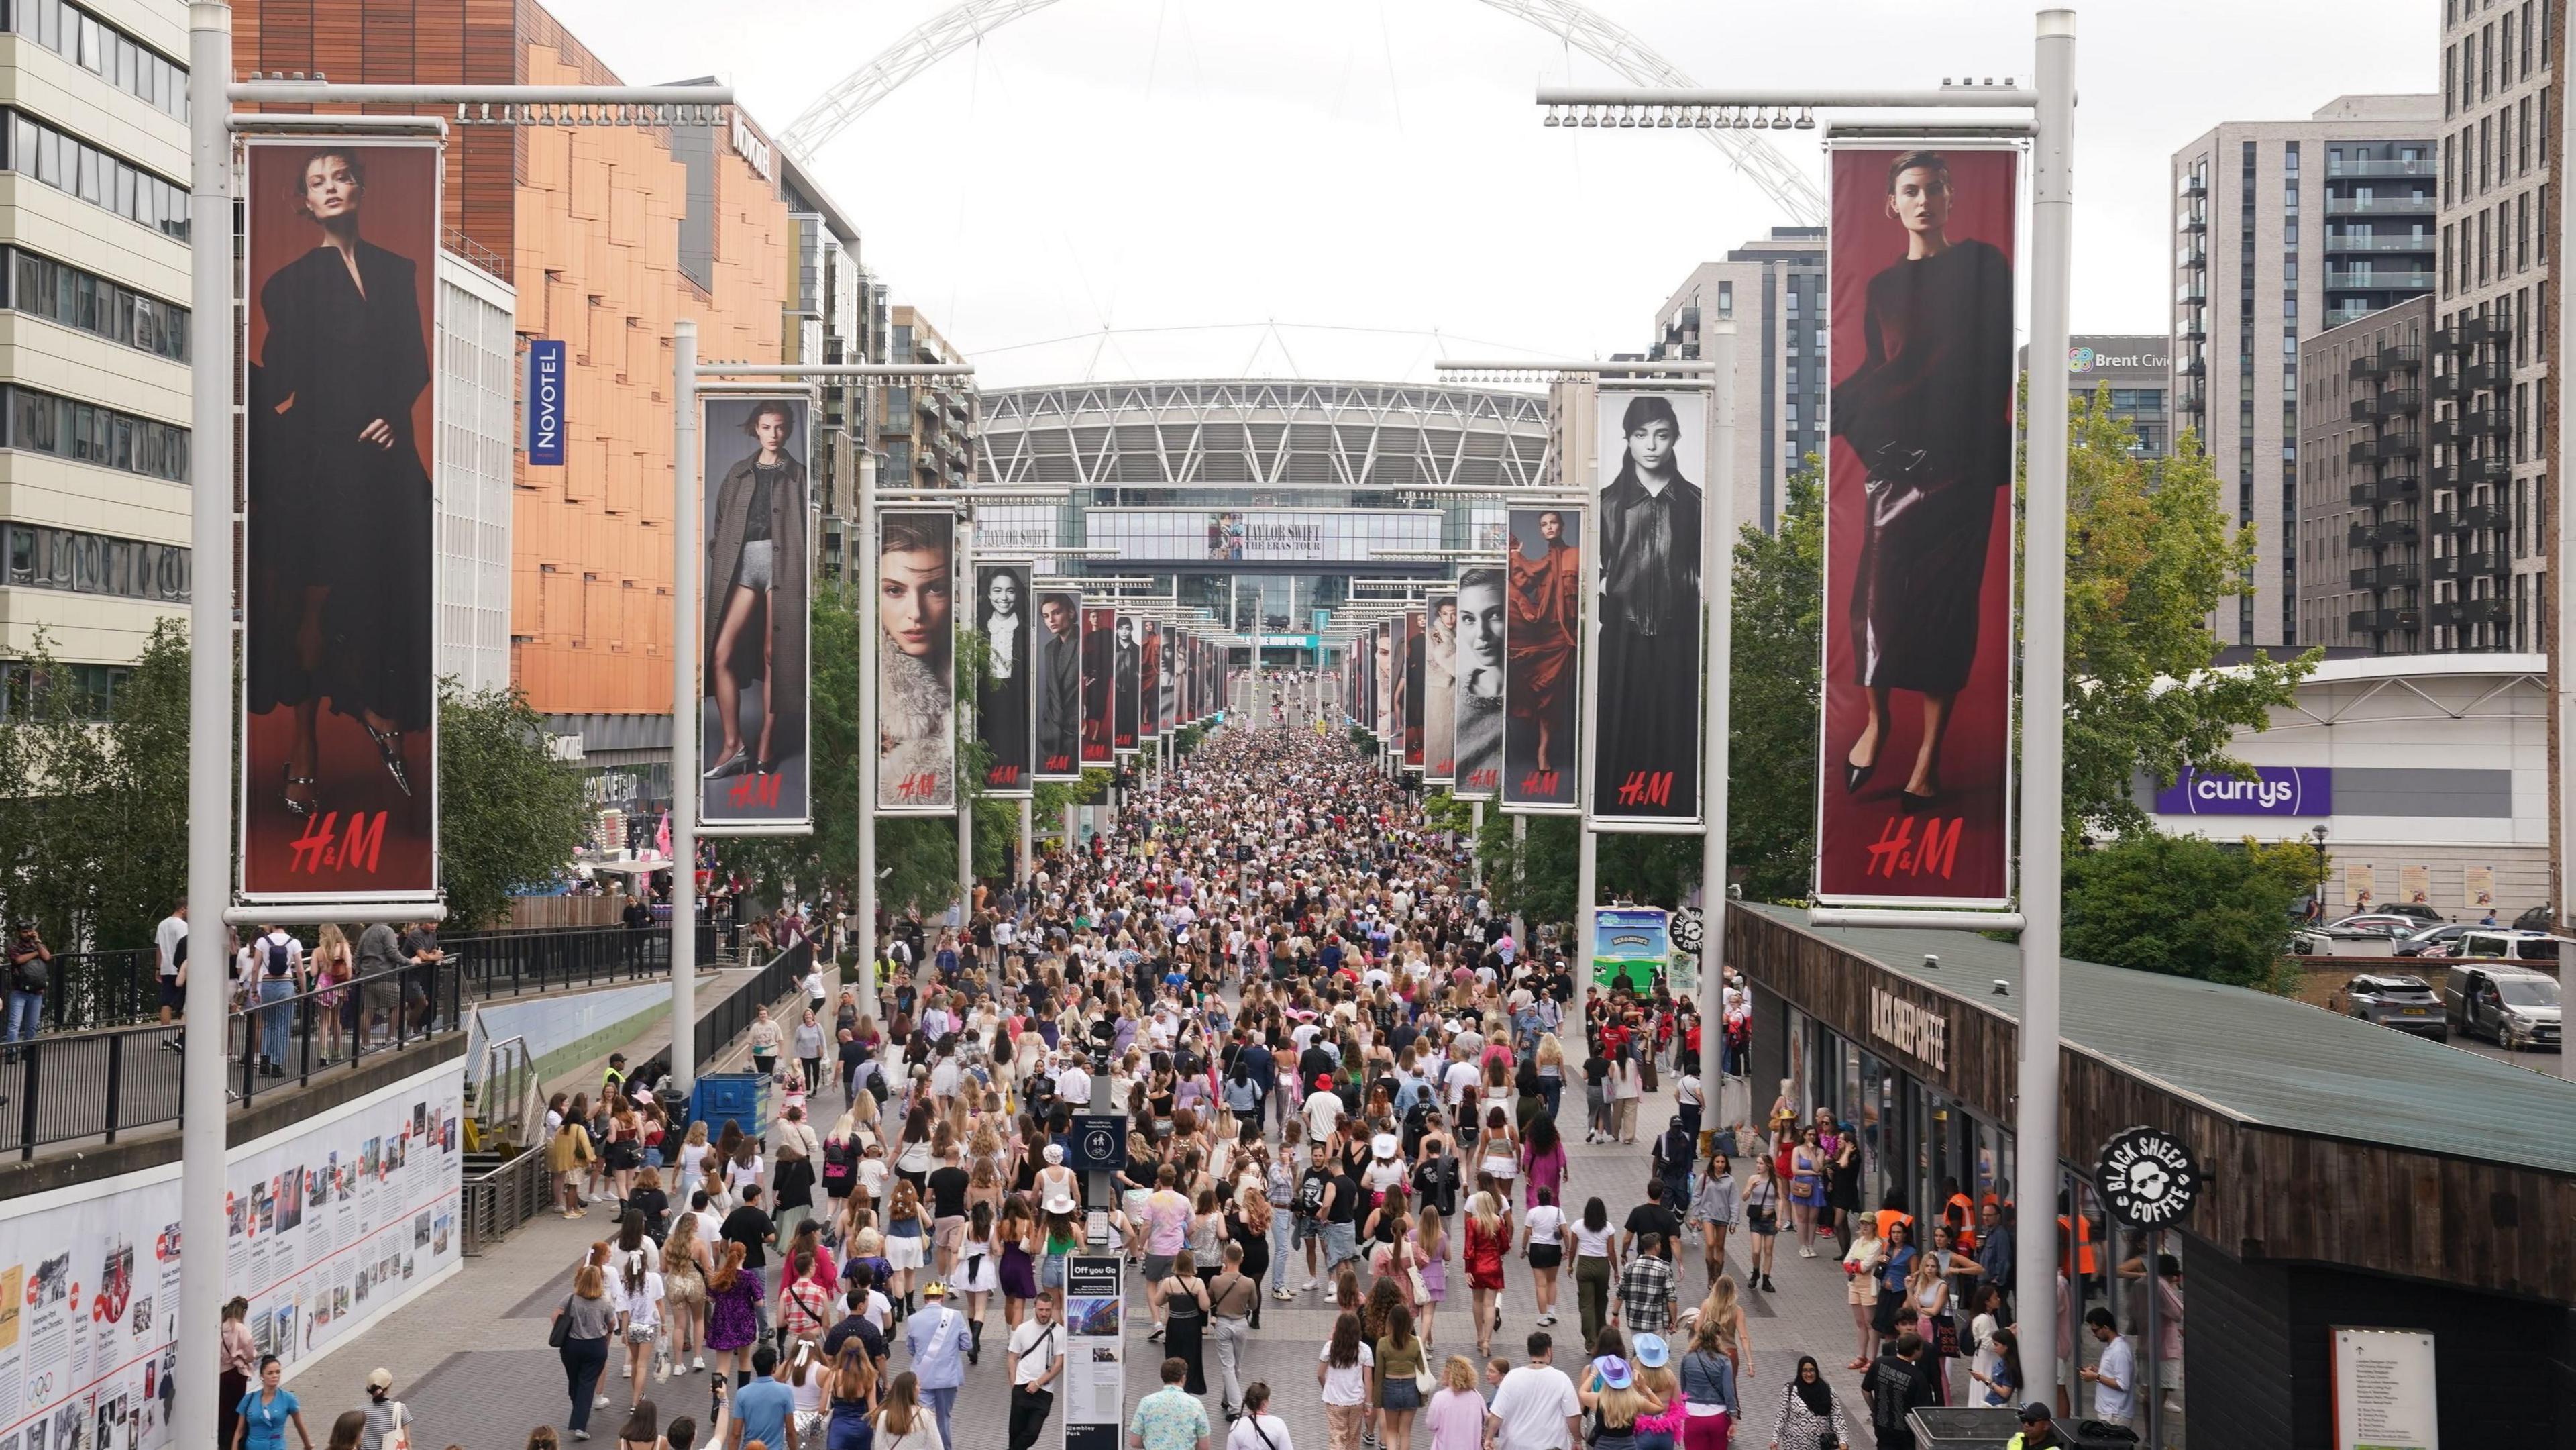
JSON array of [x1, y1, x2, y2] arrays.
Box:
[[1, 960, 466, 1160], [43, 919, 746, 1035], [676, 938, 810, 1080]]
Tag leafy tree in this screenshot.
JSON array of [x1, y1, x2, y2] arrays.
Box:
[[1728, 460, 1825, 901], [437, 681, 590, 929], [2057, 390, 2318, 839], [2061, 831, 2312, 988], [715, 585, 864, 908], [87, 620, 192, 951]]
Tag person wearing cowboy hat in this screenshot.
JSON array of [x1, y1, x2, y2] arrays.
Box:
[[903, 1282, 971, 1450]]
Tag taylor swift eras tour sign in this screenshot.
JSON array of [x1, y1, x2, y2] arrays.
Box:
[[1035, 588, 1084, 780], [1451, 568, 1505, 800], [1817, 145, 2019, 907], [1589, 389, 1707, 829], [975, 563, 1036, 796], [1079, 604, 1116, 766], [700, 395, 814, 831], [1502, 507, 1582, 813], [875, 508, 957, 815], [241, 138, 441, 901]]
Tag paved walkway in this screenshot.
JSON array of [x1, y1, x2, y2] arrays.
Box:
[[283, 1047, 1900, 1450]]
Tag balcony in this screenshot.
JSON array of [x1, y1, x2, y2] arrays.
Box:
[[914, 390, 941, 417], [2326, 303, 2377, 328], [2375, 388, 2422, 418], [877, 411, 911, 438], [2350, 476, 2422, 507], [2327, 270, 2436, 291], [2463, 597, 2513, 625], [2327, 157, 2436, 178], [2325, 193, 2436, 215], [2429, 417, 2462, 447], [2351, 519, 2420, 548], [2347, 398, 2377, 423], [2458, 502, 2508, 531], [2463, 315, 2509, 345], [2429, 600, 2467, 629], [2430, 369, 2463, 397], [2348, 608, 2424, 633], [2433, 550, 2505, 581], [2325, 231, 2436, 253], [2348, 353, 2390, 382], [2179, 248, 2208, 272], [2375, 431, 2422, 459], [2180, 177, 2207, 198], [2467, 401, 2511, 435], [2433, 325, 2465, 351], [2379, 344, 2422, 373], [2464, 362, 2500, 391], [2464, 456, 2510, 485], [2176, 279, 2209, 303], [2181, 215, 2208, 234], [2178, 357, 2207, 376], [2349, 561, 2423, 588], [2179, 322, 2208, 342], [2347, 438, 2377, 465]]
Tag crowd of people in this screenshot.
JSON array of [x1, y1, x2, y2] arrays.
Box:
[[284, 716, 2112, 1450]]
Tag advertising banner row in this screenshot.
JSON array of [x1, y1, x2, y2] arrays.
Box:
[[0, 1069, 465, 1450]]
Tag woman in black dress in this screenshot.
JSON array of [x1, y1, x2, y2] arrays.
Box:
[[978, 569, 1032, 778], [248, 150, 433, 817], [1830, 150, 2015, 812], [1593, 395, 1701, 820], [705, 401, 809, 781]]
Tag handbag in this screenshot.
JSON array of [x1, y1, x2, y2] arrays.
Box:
[[547, 1296, 573, 1349], [1413, 1365, 1438, 1396], [1934, 1312, 1962, 1361], [384, 1405, 411, 1450]]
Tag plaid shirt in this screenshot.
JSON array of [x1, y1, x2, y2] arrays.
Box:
[[1616, 1252, 1676, 1333]]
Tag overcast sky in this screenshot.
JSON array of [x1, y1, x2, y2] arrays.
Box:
[[547, 0, 2437, 390]]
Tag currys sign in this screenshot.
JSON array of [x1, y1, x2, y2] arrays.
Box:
[[2153, 765, 2331, 817]]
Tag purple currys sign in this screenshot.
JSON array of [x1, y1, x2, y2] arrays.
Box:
[[2153, 766, 2332, 817]]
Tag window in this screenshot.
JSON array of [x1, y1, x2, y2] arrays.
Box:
[[0, 660, 131, 721], [2520, 97, 2533, 174], [0, 521, 186, 601], [1, 0, 187, 119], [0, 384, 186, 481], [1716, 280, 1733, 319], [4, 247, 187, 360], [0, 109, 187, 241]]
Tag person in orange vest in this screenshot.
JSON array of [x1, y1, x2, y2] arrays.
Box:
[[1939, 1178, 1978, 1254]]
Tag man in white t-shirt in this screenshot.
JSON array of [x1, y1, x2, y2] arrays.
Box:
[[2081, 1308, 2137, 1427], [1301, 1079, 1345, 1142], [154, 902, 187, 1029], [1485, 1331, 1581, 1450], [1004, 1294, 1065, 1450]]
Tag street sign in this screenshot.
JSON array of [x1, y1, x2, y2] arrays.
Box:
[[2095, 1125, 2202, 1228], [1068, 1112, 1128, 1173]]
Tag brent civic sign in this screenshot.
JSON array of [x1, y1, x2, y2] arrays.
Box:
[[2153, 765, 2330, 817]]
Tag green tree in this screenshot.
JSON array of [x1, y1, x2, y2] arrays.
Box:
[[2057, 389, 2318, 839], [87, 620, 193, 950], [1728, 459, 1825, 901], [437, 681, 590, 929], [2061, 831, 2312, 988]]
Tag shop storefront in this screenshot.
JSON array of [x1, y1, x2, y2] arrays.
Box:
[[1729, 903, 2576, 1449]]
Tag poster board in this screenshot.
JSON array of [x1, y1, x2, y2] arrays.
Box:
[[2332, 1327, 2437, 1450], [1063, 1256, 1126, 1450]]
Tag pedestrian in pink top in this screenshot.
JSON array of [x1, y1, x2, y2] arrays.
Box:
[[1521, 1116, 1569, 1212], [1424, 1355, 1486, 1450]]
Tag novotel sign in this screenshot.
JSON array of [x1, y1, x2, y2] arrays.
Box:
[[2152, 765, 2332, 817], [525, 339, 566, 466]]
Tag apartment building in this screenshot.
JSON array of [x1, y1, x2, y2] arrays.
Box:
[[0, 0, 195, 712], [2297, 295, 2432, 653], [2171, 94, 2441, 648], [875, 305, 979, 497], [1646, 226, 1825, 534], [2435, 0, 2551, 654], [2023, 335, 2173, 456]]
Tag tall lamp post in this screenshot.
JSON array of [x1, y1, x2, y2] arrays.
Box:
[[2310, 823, 2330, 921]]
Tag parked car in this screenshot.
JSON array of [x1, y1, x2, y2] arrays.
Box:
[[2341, 974, 2447, 1039], [2433, 929, 2568, 963], [2443, 963, 2563, 1051], [2394, 923, 2475, 957], [2379, 902, 2446, 927], [2322, 914, 2427, 937]]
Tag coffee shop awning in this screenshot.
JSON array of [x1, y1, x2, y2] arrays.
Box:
[[1727, 903, 2576, 1304]]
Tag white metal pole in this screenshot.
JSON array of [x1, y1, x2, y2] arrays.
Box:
[[2017, 5, 2078, 1363], [1577, 823, 1599, 993], [1470, 800, 1485, 890], [1699, 321, 1738, 1102], [855, 454, 879, 1023], [176, 9, 234, 1450], [957, 509, 975, 930], [1019, 796, 1034, 886], [669, 320, 700, 1091]]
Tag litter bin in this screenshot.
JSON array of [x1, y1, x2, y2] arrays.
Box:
[[1905, 1408, 2023, 1450]]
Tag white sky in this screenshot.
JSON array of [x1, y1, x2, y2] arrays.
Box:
[[544, 0, 2438, 390]]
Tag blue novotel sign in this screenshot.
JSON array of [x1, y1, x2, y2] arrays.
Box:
[[2153, 765, 2332, 817], [525, 339, 566, 465]]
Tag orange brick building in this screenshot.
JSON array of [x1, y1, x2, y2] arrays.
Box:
[[237, 0, 809, 721]]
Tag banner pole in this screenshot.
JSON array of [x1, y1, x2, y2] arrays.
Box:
[[2017, 7, 2078, 1369], [958, 514, 975, 929], [670, 319, 700, 1092], [856, 459, 880, 1023], [176, 9, 235, 1450], [1699, 321, 1738, 1105]]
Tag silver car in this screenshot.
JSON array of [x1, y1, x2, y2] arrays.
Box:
[[2342, 974, 2447, 1039]]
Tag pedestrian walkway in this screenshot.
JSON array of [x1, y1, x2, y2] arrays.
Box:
[[290, 1049, 1891, 1450]]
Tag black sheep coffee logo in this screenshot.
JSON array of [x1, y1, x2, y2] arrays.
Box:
[[2096, 1126, 2201, 1227], [1671, 907, 1705, 957]]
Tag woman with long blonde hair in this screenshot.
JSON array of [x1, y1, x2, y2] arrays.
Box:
[[660, 1209, 712, 1372], [311, 924, 355, 1064]]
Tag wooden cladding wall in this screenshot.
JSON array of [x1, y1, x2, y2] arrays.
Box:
[[1727, 906, 2576, 1306]]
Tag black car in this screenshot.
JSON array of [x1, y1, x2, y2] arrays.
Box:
[[2343, 974, 2448, 1039]]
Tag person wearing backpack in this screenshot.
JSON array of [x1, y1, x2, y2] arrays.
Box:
[[4, 920, 52, 1053], [252, 925, 305, 1078], [1860, 1331, 1936, 1450]]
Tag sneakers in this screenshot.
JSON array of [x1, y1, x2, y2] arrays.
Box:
[[1302, 1278, 1320, 1292], [572, 1433, 590, 1442], [1798, 1247, 1818, 1259], [621, 1361, 631, 1378], [1272, 1288, 1296, 1301], [594, 1394, 610, 1408], [692, 1356, 706, 1372]]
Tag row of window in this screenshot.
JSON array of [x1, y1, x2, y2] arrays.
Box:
[[2446, 1, 2544, 117], [1, 109, 190, 242], [5, 245, 187, 360], [3, 382, 189, 482], [0, 658, 130, 721], [2447, 88, 2548, 206], [2445, 188, 2548, 295], [1, 0, 188, 120], [3, 521, 188, 601]]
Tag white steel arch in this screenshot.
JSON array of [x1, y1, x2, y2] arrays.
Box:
[[778, 0, 1825, 225]]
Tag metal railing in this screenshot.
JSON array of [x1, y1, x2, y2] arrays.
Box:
[[45, 919, 745, 1035], [462, 1143, 553, 1255], [688, 938, 810, 1074], [1, 959, 465, 1159]]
